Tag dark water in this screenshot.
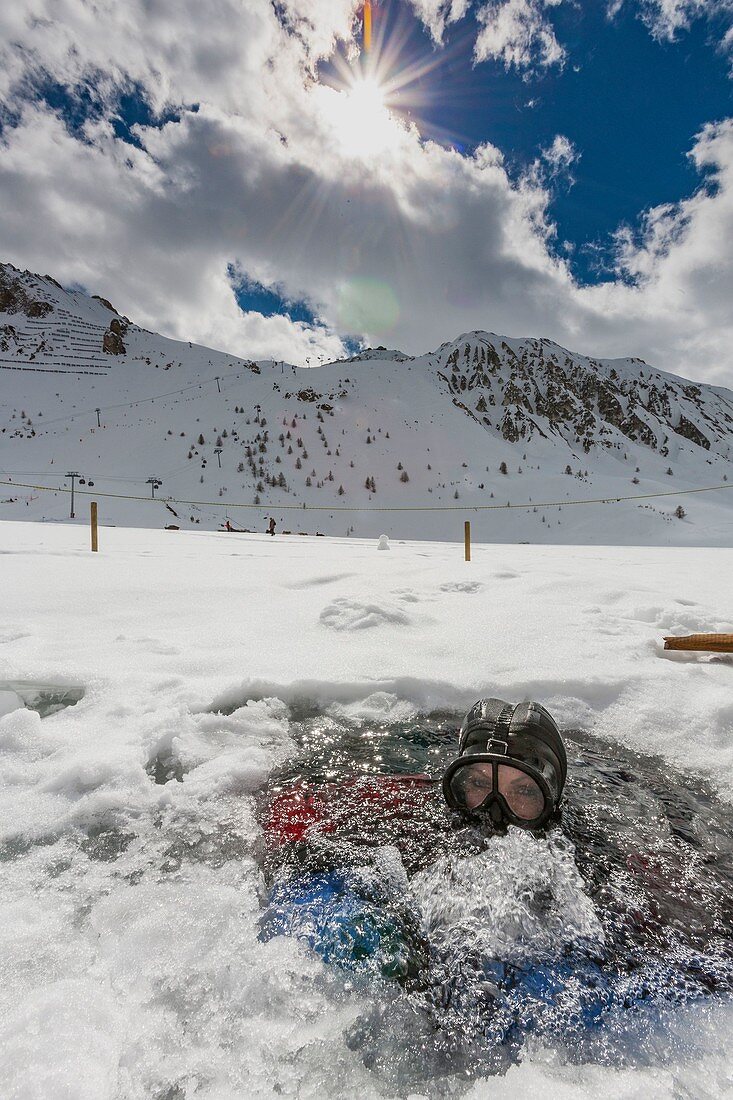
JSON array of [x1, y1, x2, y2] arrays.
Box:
[[259, 710, 733, 1086]]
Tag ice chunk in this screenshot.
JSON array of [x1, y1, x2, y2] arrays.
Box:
[[0, 690, 23, 719]]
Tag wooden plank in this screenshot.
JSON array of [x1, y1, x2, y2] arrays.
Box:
[[663, 633, 733, 652]]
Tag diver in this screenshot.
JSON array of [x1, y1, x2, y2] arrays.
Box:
[[441, 697, 566, 829], [258, 696, 733, 1074], [259, 698, 567, 982]]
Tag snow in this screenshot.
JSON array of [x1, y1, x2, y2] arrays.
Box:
[[1, 519, 732, 1097], [2, 264, 733, 545]]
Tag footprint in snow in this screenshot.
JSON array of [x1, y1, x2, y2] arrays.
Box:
[[439, 581, 484, 594], [320, 598, 411, 631], [392, 588, 422, 603]]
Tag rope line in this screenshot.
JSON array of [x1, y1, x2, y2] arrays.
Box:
[[2, 478, 731, 513]]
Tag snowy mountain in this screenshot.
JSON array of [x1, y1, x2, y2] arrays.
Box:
[[1, 260, 732, 543]]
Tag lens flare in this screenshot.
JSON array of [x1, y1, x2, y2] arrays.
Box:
[[363, 0, 372, 52], [337, 277, 400, 335]]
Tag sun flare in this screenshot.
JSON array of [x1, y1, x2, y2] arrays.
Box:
[[329, 76, 399, 158]]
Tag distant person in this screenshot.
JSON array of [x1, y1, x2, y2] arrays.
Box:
[[267, 517, 276, 536]]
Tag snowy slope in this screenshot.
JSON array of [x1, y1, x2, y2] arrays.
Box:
[[1, 520, 733, 1097], [2, 261, 732, 544]]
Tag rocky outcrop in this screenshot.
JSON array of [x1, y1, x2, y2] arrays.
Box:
[[103, 317, 127, 355], [0, 268, 53, 317], [675, 415, 710, 450], [434, 332, 733, 460], [92, 294, 119, 314]]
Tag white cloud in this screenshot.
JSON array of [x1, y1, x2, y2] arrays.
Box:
[[1, 1, 733, 386], [474, 0, 566, 72], [609, 0, 733, 62], [541, 133, 578, 176], [405, 0, 471, 42], [638, 0, 732, 40]]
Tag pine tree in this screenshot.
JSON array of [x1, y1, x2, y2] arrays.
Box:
[[499, 461, 508, 475], [197, 434, 205, 445], [400, 470, 409, 483]]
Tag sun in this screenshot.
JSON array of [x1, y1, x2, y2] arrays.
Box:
[[327, 75, 399, 159]]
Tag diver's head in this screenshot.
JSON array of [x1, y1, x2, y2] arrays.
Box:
[[442, 699, 567, 830]]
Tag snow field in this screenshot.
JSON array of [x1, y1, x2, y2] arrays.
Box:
[[1, 520, 733, 1097]]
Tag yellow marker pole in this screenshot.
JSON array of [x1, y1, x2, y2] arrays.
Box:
[[464, 520, 471, 562], [91, 501, 98, 552], [364, 0, 372, 52]]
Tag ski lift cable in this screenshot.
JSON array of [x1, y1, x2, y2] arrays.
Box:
[[1, 478, 732, 513], [32, 367, 260, 429]]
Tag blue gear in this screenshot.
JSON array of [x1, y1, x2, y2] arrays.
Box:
[[259, 870, 417, 980]]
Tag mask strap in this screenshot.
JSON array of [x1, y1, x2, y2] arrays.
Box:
[[486, 703, 515, 754]]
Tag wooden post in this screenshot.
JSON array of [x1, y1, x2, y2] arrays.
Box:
[[464, 520, 471, 562], [664, 633, 733, 652], [91, 501, 98, 552]]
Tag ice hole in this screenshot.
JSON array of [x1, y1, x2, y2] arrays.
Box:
[[254, 703, 733, 1083]]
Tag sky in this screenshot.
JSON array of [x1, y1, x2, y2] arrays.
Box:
[[1, 0, 733, 384]]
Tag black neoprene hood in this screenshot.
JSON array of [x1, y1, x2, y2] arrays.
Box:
[[442, 698, 568, 829]]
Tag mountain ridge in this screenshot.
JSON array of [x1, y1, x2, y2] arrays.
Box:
[[1, 260, 731, 544]]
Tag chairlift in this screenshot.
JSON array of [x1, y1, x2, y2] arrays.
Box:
[[78, 478, 86, 485], [88, 480, 95, 487]]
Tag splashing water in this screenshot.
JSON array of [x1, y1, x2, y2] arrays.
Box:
[[258, 708, 733, 1085]]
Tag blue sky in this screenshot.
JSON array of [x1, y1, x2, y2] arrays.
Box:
[[419, 2, 732, 280], [337, 0, 733, 277]]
